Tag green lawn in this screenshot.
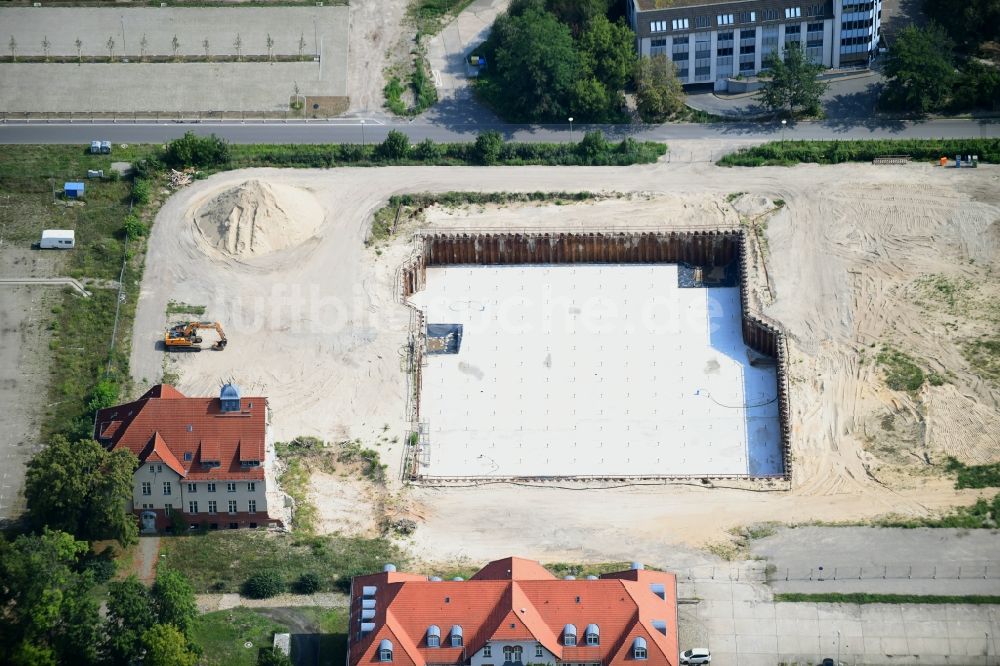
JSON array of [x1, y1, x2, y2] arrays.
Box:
[[193, 608, 289, 666], [160, 530, 406, 594], [296, 607, 349, 666]]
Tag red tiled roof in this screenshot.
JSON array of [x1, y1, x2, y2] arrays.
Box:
[[94, 384, 267, 481], [349, 559, 678, 666]]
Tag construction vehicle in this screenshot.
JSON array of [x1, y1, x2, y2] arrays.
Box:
[[164, 321, 228, 352]]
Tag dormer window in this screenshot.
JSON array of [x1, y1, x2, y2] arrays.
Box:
[[427, 625, 440, 648], [450, 625, 463, 647], [585, 624, 600, 646], [632, 637, 647, 660], [564, 624, 577, 646], [379, 639, 393, 662]]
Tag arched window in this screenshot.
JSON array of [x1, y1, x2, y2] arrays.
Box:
[[450, 625, 463, 647], [585, 624, 600, 646], [378, 639, 393, 662], [427, 625, 441, 648], [564, 624, 577, 646], [503, 645, 523, 663], [632, 637, 647, 660]]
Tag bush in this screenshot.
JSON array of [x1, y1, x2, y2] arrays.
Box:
[[86, 378, 119, 413], [718, 138, 1000, 167], [293, 572, 321, 594], [576, 130, 609, 162], [377, 130, 411, 160], [169, 511, 189, 536], [122, 214, 149, 239], [475, 131, 505, 165], [242, 570, 283, 599], [164, 132, 231, 168], [413, 138, 444, 161], [84, 546, 118, 583], [258, 647, 294, 666], [131, 178, 151, 206]]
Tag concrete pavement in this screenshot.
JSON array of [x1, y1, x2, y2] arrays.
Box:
[[678, 575, 1000, 665], [752, 526, 1000, 596]]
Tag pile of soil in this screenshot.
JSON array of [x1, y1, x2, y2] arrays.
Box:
[[193, 179, 324, 257]]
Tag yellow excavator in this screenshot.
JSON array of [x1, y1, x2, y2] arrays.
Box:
[[164, 321, 228, 352]]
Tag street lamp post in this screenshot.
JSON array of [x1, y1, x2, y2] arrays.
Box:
[[121, 16, 127, 58], [836, 629, 841, 665], [568, 116, 574, 140], [781, 118, 787, 146]]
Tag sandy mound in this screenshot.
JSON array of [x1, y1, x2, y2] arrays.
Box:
[[194, 179, 324, 257]]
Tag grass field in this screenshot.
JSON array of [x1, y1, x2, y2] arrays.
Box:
[[160, 530, 405, 593], [0, 144, 159, 439], [193, 608, 290, 666]]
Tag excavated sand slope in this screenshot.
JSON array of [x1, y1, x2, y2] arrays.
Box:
[[193, 179, 324, 257]]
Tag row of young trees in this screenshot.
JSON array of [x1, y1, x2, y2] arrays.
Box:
[[6, 32, 309, 61]]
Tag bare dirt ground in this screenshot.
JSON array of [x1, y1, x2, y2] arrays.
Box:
[[347, 0, 411, 114], [131, 161, 1000, 565]]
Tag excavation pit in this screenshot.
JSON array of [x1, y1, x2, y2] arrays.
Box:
[[402, 232, 790, 482]]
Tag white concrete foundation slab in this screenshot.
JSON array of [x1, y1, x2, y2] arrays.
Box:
[[409, 265, 782, 478]]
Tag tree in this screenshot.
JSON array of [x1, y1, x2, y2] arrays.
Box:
[[140, 34, 148, 60], [474, 130, 505, 165], [9, 36, 17, 61], [141, 624, 197, 666], [75, 38, 83, 63], [104, 576, 156, 666], [266, 33, 274, 62], [488, 7, 581, 121], [234, 33, 243, 61], [882, 24, 956, 113], [377, 129, 410, 160], [578, 15, 633, 93], [634, 54, 685, 122], [24, 436, 139, 545], [0, 530, 102, 666], [757, 42, 827, 117], [42, 35, 50, 61], [106, 36, 115, 61], [171, 35, 180, 60], [202, 38, 210, 58], [413, 138, 444, 160], [923, 0, 1000, 52], [544, 0, 611, 34], [953, 59, 1000, 111], [298, 32, 307, 58], [152, 570, 198, 638]]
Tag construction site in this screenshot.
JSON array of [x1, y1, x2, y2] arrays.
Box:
[[402, 231, 789, 481], [130, 159, 1000, 560]]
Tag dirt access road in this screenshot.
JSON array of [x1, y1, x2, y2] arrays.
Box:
[[132, 160, 1000, 563]]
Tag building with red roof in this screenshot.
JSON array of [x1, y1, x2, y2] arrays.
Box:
[[94, 383, 281, 532], [348, 557, 679, 666]]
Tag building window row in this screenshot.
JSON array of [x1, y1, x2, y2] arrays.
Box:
[[717, 13, 734, 25], [672, 18, 688, 30], [842, 19, 874, 30], [651, 20, 667, 33], [785, 7, 802, 19], [842, 1, 875, 12], [181, 499, 256, 514]]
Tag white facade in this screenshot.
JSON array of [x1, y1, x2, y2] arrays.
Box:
[[469, 641, 557, 666], [132, 463, 268, 518], [631, 0, 881, 91]]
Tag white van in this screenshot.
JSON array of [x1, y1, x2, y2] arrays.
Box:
[[40, 229, 75, 249]]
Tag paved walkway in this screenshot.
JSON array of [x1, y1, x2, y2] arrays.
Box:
[[196, 591, 349, 613]]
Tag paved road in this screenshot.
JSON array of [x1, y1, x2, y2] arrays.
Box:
[[752, 526, 1000, 595], [0, 117, 997, 145]]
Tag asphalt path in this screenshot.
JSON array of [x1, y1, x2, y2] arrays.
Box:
[[1, 117, 998, 145]]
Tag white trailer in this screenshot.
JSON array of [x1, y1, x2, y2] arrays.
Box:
[[40, 230, 75, 249]]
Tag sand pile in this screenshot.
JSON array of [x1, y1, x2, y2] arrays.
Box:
[[194, 179, 324, 257]]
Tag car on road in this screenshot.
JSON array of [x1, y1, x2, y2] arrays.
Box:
[[679, 648, 711, 664]]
